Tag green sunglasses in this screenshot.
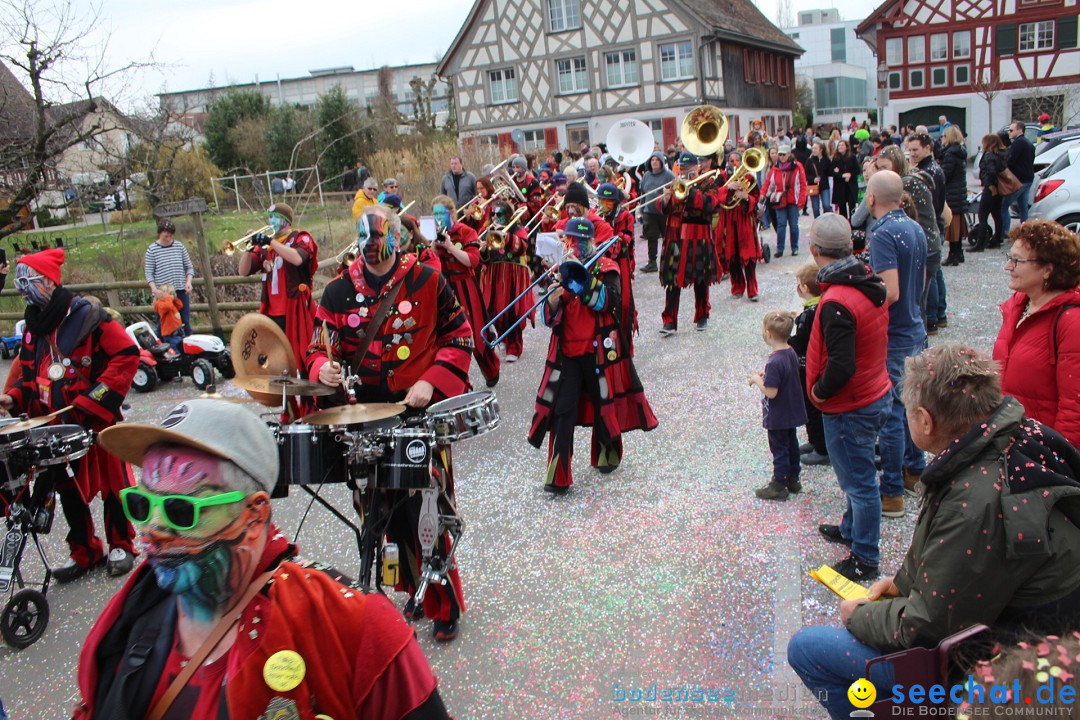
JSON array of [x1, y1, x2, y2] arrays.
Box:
[[120, 487, 247, 531]]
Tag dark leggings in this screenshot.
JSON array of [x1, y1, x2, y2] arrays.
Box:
[[977, 191, 1004, 248]]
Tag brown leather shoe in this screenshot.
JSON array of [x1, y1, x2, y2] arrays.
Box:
[[903, 469, 922, 497], [881, 495, 905, 518]]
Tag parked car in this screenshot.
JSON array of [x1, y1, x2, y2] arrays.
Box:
[[1033, 129, 1080, 172], [1027, 144, 1080, 235]]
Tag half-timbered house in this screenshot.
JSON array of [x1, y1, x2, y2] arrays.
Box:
[[857, 0, 1080, 137], [436, 0, 804, 154]]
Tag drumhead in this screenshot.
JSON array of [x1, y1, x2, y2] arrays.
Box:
[[28, 424, 87, 442]]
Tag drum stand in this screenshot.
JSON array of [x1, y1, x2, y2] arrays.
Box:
[[0, 460, 54, 649]]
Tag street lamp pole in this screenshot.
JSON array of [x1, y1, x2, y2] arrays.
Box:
[[877, 62, 889, 130]]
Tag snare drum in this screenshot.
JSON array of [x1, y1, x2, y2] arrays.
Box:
[[426, 391, 500, 442], [275, 423, 348, 487], [26, 425, 93, 466], [0, 417, 30, 456], [383, 427, 434, 490]]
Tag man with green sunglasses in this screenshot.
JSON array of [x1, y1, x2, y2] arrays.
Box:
[[76, 399, 451, 720]]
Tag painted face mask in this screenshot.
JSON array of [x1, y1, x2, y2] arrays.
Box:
[[433, 205, 453, 233], [565, 203, 585, 219], [268, 212, 289, 236], [357, 211, 396, 264], [14, 264, 50, 307]]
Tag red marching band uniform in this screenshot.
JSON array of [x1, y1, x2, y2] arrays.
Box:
[[480, 200, 535, 361], [716, 157, 764, 300], [5, 249, 139, 573], [306, 237, 474, 631], [431, 197, 500, 386], [528, 218, 657, 493], [596, 182, 639, 349], [656, 153, 719, 333]]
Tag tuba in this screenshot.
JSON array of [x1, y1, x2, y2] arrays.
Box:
[[605, 118, 656, 168], [680, 105, 729, 157], [719, 148, 767, 210]]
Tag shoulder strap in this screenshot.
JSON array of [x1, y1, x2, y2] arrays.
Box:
[[1051, 303, 1080, 363], [146, 569, 276, 720], [352, 281, 403, 369]]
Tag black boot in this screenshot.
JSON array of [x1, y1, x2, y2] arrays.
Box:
[[943, 241, 964, 266]]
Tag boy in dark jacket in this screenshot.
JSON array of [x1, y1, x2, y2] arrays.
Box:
[[788, 263, 828, 465], [789, 344, 1080, 720], [751, 311, 807, 501]]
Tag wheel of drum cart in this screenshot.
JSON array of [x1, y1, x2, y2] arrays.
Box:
[[762, 243, 772, 264], [1, 588, 49, 649], [191, 359, 215, 391], [132, 361, 158, 393]]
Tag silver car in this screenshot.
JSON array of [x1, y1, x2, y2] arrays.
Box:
[[1028, 144, 1080, 234]]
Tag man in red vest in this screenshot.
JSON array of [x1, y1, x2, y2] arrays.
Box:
[[803, 213, 892, 583]]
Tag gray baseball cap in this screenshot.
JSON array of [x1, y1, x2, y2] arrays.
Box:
[[808, 213, 853, 250], [99, 399, 279, 492]]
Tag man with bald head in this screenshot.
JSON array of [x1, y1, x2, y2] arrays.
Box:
[[866, 170, 928, 519]]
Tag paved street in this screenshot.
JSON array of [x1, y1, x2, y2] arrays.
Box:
[[0, 215, 1012, 719]]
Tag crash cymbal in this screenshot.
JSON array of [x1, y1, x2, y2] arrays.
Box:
[[197, 391, 258, 404], [230, 314, 298, 405], [0, 405, 74, 434], [234, 375, 336, 398], [304, 403, 405, 426]]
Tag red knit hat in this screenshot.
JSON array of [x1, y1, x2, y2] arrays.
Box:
[[18, 248, 65, 285]]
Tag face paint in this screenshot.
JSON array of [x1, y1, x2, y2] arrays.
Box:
[[268, 212, 289, 236], [433, 205, 452, 232], [599, 199, 616, 214], [357, 212, 396, 264], [565, 203, 584, 218], [14, 264, 50, 307], [141, 446, 260, 623]]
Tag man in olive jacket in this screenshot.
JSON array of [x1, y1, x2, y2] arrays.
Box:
[[788, 344, 1080, 720]]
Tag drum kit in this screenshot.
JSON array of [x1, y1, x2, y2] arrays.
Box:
[[0, 405, 95, 649], [229, 314, 501, 603]]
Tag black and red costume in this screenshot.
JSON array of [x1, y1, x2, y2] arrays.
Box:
[[246, 230, 318, 370], [480, 224, 534, 359], [656, 179, 719, 330], [528, 257, 658, 491], [716, 176, 764, 300], [8, 287, 138, 569], [435, 221, 500, 385], [514, 171, 545, 222], [307, 253, 473, 626], [598, 205, 639, 347]]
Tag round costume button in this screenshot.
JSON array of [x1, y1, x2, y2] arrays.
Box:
[[607, 350, 617, 362], [603, 337, 614, 349], [347, 314, 361, 328], [397, 346, 411, 360], [263, 650, 306, 692], [398, 300, 413, 314]]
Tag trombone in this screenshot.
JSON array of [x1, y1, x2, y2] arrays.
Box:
[[482, 235, 619, 348], [479, 205, 527, 251], [672, 168, 723, 201], [222, 225, 274, 256], [718, 148, 766, 210]]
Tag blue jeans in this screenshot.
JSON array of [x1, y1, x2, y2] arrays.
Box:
[[1001, 182, 1032, 234], [810, 186, 832, 217], [788, 626, 895, 719], [879, 344, 927, 498], [176, 289, 192, 336], [774, 204, 800, 253], [933, 267, 946, 323], [768, 427, 800, 484], [823, 393, 891, 566]]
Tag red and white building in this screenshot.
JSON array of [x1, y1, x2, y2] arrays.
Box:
[[857, 0, 1079, 138]]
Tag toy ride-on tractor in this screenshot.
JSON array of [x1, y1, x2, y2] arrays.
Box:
[[125, 321, 234, 393]]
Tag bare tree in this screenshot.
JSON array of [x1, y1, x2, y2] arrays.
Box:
[[775, 0, 794, 28], [1010, 86, 1078, 129], [970, 73, 1004, 137], [0, 0, 153, 236]]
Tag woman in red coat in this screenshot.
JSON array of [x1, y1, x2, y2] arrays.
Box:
[[992, 220, 1080, 447]]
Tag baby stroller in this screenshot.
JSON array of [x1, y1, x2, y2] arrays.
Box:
[[965, 191, 987, 248]]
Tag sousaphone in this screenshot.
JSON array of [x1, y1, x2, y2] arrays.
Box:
[[680, 105, 729, 157], [605, 118, 656, 168]]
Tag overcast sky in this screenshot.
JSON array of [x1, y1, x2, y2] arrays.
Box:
[[6, 0, 882, 111]]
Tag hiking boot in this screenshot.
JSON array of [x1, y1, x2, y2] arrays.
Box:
[[937, 317, 949, 328], [801, 451, 830, 466], [903, 469, 923, 497], [642, 261, 658, 273], [106, 548, 135, 577], [659, 323, 677, 337], [832, 554, 880, 582], [787, 479, 803, 494], [881, 495, 905, 518], [754, 482, 789, 501], [818, 524, 852, 546]]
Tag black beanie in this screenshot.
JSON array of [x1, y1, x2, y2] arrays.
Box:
[[565, 182, 590, 208]]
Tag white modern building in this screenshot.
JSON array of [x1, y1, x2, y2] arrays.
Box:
[[783, 9, 878, 126]]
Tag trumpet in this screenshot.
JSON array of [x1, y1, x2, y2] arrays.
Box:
[[719, 148, 766, 210], [457, 191, 502, 222], [335, 242, 359, 266], [672, 168, 722, 201], [222, 225, 274, 256], [480, 205, 527, 251]]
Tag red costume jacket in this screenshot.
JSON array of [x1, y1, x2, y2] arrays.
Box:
[[307, 253, 473, 403], [249, 230, 318, 370], [716, 176, 763, 263], [598, 208, 638, 338], [655, 183, 720, 288], [9, 293, 138, 500]]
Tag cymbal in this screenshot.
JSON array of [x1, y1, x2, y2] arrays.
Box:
[[0, 405, 74, 435], [197, 391, 258, 404], [230, 314, 298, 405], [234, 375, 337, 398], [304, 403, 405, 426]]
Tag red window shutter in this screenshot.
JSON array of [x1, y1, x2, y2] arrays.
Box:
[[733, 116, 741, 141], [497, 132, 515, 153], [743, 49, 751, 83], [543, 127, 559, 150], [661, 117, 678, 150]]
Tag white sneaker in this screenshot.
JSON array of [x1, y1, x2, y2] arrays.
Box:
[[505, 354, 519, 363]]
